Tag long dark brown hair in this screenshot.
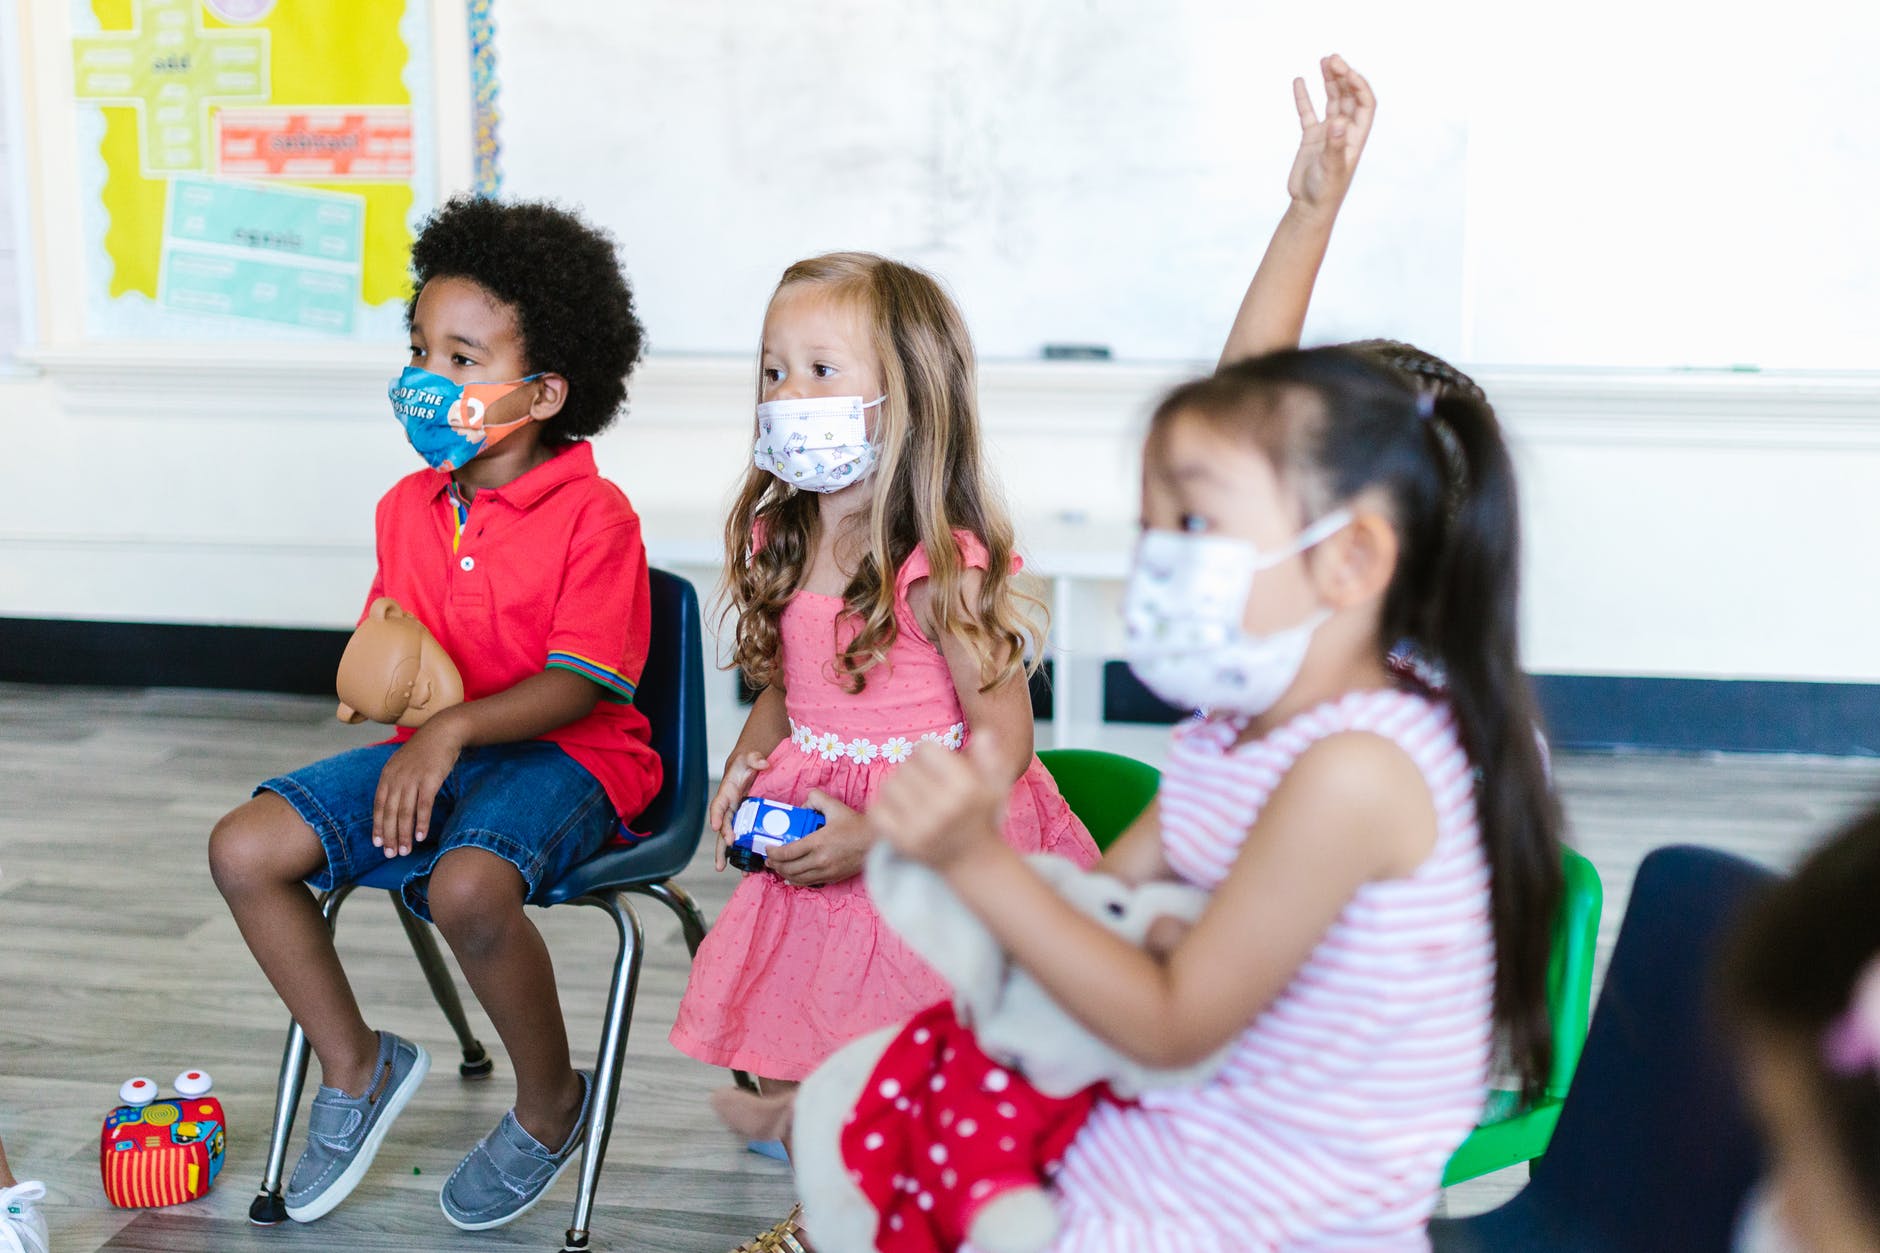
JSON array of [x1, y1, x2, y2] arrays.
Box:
[[722, 252, 1042, 693], [1144, 346, 1565, 1098]]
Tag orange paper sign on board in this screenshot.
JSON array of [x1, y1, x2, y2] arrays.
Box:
[[215, 107, 414, 180]]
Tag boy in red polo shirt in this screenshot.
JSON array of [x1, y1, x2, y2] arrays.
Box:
[[208, 197, 660, 1232]]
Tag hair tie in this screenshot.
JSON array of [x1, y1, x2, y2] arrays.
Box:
[[1415, 390, 1437, 420], [1823, 955, 1880, 1075]]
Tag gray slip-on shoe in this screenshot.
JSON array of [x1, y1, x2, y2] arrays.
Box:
[[284, 1031, 430, 1223], [440, 1069, 593, 1231]]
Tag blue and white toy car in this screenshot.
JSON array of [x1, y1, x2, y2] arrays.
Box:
[[728, 797, 826, 873]]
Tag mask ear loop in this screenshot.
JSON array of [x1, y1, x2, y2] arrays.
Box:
[[1249, 507, 1355, 573], [455, 376, 546, 436]]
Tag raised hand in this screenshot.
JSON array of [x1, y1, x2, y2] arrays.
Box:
[[1218, 54, 1378, 366], [1285, 54, 1376, 220]]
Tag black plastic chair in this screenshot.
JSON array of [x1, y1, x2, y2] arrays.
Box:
[[1431, 844, 1774, 1252], [248, 569, 732, 1252]]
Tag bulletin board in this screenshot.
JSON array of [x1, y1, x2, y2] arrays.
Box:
[[0, 0, 30, 360], [68, 0, 446, 341]]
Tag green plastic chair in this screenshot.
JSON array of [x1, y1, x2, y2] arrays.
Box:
[[1441, 846, 1604, 1186], [1037, 747, 1161, 851]]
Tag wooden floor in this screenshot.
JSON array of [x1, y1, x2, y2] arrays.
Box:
[[3, 683, 1879, 1252]]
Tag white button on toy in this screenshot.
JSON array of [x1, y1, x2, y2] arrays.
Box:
[[460, 556, 475, 571], [762, 809, 792, 837], [173, 1069, 213, 1097], [120, 1077, 158, 1106]]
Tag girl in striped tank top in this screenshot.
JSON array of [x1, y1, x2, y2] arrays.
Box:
[[869, 345, 1565, 1250]]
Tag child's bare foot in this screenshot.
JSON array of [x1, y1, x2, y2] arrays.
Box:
[[711, 1084, 797, 1143]]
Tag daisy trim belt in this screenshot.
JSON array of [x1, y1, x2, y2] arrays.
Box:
[[787, 718, 965, 764]]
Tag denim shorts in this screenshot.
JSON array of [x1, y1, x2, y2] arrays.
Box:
[[257, 740, 614, 922]]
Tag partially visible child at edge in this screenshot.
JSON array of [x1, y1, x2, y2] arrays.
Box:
[[867, 59, 1567, 1247], [1725, 807, 1880, 1253], [669, 252, 1101, 1239], [208, 198, 661, 1232], [0, 1127, 48, 1252]]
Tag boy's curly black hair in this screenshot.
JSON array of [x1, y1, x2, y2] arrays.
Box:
[[407, 196, 645, 442]]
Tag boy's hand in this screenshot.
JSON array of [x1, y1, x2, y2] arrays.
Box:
[[709, 750, 770, 871], [1285, 54, 1376, 221], [766, 792, 870, 887], [867, 738, 1008, 872], [372, 717, 465, 857]]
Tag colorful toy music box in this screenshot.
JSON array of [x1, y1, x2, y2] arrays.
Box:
[[100, 1071, 227, 1208], [727, 797, 826, 872]]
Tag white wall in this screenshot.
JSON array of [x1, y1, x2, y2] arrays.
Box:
[[7, 350, 1880, 685]]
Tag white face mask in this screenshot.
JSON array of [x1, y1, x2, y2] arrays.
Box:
[[1123, 509, 1352, 718], [753, 394, 885, 493]]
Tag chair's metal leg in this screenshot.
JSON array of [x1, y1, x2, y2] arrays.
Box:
[[250, 885, 353, 1225], [627, 879, 707, 956], [392, 895, 494, 1080], [627, 880, 759, 1094], [561, 889, 644, 1253]]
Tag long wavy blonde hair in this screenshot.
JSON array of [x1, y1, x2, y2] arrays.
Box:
[[723, 252, 1044, 695]]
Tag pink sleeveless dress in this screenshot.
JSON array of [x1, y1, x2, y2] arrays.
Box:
[[670, 534, 1099, 1081], [973, 688, 1494, 1252]]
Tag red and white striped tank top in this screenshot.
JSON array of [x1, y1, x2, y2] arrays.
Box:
[[1038, 688, 1494, 1252]]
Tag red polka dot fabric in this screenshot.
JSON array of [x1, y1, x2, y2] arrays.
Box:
[[841, 1002, 1100, 1252]]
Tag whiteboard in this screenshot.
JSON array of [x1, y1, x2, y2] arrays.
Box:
[[496, 0, 1880, 371]]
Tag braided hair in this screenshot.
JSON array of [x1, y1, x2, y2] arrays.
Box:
[[1343, 338, 1485, 404]]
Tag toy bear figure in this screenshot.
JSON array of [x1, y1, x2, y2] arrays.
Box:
[[791, 845, 1229, 1253], [101, 1072, 227, 1208], [334, 597, 464, 727]]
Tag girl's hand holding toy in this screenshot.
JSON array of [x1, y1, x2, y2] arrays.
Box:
[[710, 749, 772, 870], [765, 791, 872, 887]]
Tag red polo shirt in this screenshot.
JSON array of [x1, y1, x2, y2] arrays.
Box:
[[363, 441, 662, 826]]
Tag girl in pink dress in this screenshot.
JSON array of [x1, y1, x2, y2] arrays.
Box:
[[669, 252, 1098, 1176]]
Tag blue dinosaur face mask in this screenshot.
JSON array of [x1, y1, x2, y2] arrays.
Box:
[[388, 366, 543, 472]]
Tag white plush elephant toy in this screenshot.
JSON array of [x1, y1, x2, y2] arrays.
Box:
[[791, 843, 1229, 1253]]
